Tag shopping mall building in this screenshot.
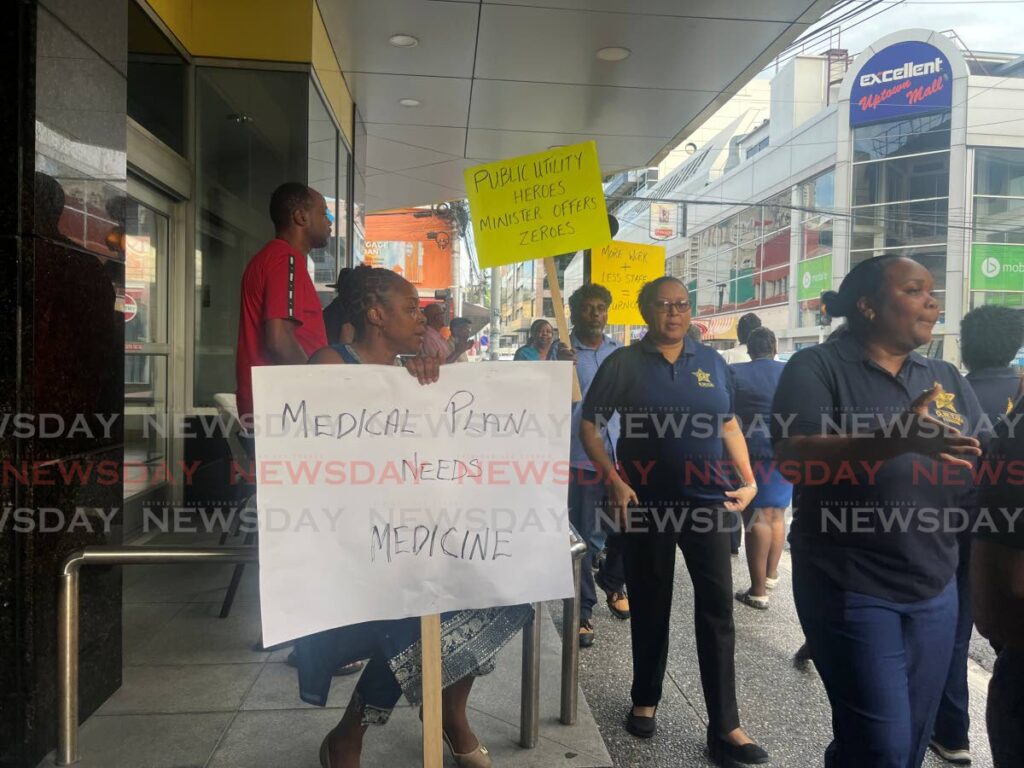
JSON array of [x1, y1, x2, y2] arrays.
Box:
[[614, 29, 1024, 362]]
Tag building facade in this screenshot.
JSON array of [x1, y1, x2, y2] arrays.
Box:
[[616, 29, 1024, 361]]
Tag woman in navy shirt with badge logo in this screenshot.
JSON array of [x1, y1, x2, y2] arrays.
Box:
[[772, 255, 984, 768], [580, 276, 769, 767]]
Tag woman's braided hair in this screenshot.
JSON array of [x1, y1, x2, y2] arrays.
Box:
[[338, 264, 409, 339]]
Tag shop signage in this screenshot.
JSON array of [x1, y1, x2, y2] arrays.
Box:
[[464, 141, 610, 268], [123, 294, 138, 322], [849, 41, 952, 127], [592, 241, 666, 325], [649, 203, 680, 240], [970, 243, 1024, 292], [797, 253, 833, 302]]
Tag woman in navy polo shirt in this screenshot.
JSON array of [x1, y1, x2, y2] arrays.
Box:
[[730, 327, 792, 610], [580, 276, 769, 766], [772, 255, 984, 768]]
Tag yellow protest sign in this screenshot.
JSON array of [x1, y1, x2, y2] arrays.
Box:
[[592, 241, 666, 325], [464, 141, 610, 268]]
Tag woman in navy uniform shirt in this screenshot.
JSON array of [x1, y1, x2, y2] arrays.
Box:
[[772, 255, 984, 768], [930, 302, 1023, 761], [730, 327, 792, 609], [580, 276, 769, 766], [961, 305, 1024, 424]]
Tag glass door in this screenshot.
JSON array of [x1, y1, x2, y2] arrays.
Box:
[[124, 181, 173, 500]]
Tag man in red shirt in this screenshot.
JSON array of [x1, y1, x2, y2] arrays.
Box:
[[236, 182, 332, 427]]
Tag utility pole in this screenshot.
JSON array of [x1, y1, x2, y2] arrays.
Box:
[[489, 266, 500, 360]]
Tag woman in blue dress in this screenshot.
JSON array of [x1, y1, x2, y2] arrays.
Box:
[[304, 265, 532, 768], [730, 328, 792, 609]]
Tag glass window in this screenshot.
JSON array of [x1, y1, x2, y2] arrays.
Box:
[[308, 85, 340, 287], [851, 199, 948, 252], [353, 108, 367, 265], [975, 148, 1024, 197], [802, 215, 832, 260], [852, 112, 951, 162], [762, 192, 793, 235], [853, 152, 950, 207], [194, 67, 308, 408], [128, 3, 187, 155]]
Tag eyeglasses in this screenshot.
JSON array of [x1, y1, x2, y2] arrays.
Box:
[[648, 300, 691, 314]]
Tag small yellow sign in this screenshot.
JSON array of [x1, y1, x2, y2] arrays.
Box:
[[591, 241, 666, 325], [464, 141, 610, 268]]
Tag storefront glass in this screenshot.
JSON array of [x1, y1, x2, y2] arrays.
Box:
[[798, 169, 834, 328], [193, 66, 307, 407], [970, 148, 1024, 308], [851, 116, 950, 310]]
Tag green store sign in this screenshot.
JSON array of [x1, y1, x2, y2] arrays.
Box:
[[971, 244, 1024, 292], [797, 253, 832, 301]]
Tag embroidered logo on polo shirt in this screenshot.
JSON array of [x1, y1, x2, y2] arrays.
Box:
[[932, 382, 964, 427], [692, 369, 714, 388]]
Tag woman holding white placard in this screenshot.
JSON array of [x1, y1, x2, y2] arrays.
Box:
[[301, 265, 532, 768]]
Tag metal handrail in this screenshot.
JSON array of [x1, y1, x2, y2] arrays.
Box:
[[57, 538, 588, 765], [519, 533, 587, 749], [57, 547, 259, 766]]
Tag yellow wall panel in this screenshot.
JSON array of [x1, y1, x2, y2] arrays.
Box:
[[143, 0, 193, 50], [189, 0, 313, 62], [312, 3, 354, 145], [142, 0, 354, 142]]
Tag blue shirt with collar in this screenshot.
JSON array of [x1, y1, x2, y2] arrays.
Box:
[[771, 332, 984, 603], [730, 357, 787, 460], [569, 332, 620, 470], [966, 366, 1022, 425], [581, 335, 736, 503]]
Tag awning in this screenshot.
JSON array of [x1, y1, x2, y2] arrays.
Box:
[[693, 315, 738, 341]]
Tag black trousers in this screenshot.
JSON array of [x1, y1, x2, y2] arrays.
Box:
[[621, 504, 740, 737]]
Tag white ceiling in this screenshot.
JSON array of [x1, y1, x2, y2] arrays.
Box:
[[320, 0, 838, 212]]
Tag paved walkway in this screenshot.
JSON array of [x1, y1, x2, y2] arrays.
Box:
[[40, 528, 993, 767], [39, 531, 611, 768], [573, 540, 994, 768]]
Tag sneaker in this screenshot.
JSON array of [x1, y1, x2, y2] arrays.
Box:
[[578, 619, 595, 648], [606, 591, 631, 620], [929, 740, 972, 765], [764, 575, 779, 590], [735, 589, 769, 610]]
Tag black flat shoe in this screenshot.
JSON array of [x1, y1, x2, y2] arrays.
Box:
[[707, 736, 770, 766], [625, 707, 657, 738]]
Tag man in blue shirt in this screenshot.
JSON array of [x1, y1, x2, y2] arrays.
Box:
[[567, 284, 627, 648]]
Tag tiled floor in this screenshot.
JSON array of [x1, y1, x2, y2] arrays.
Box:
[[38, 532, 612, 768]]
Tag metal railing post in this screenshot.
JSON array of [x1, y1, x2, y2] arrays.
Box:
[[56, 546, 259, 766], [560, 539, 586, 725], [57, 569, 79, 766], [519, 602, 541, 748]]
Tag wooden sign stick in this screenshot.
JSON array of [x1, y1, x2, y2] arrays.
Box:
[[542, 257, 582, 402], [420, 614, 444, 768]]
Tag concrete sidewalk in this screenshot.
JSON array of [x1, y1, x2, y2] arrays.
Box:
[[573, 543, 994, 768], [38, 531, 612, 768]]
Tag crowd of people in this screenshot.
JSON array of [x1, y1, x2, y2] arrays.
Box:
[[236, 182, 1024, 768]]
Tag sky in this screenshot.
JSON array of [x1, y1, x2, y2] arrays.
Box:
[[800, 0, 1024, 59]]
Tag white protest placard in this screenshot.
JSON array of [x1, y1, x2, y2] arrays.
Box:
[[251, 361, 576, 647]]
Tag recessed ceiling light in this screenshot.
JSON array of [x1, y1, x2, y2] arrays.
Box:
[[389, 34, 419, 48], [596, 46, 631, 62], [399, 98, 421, 107]]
